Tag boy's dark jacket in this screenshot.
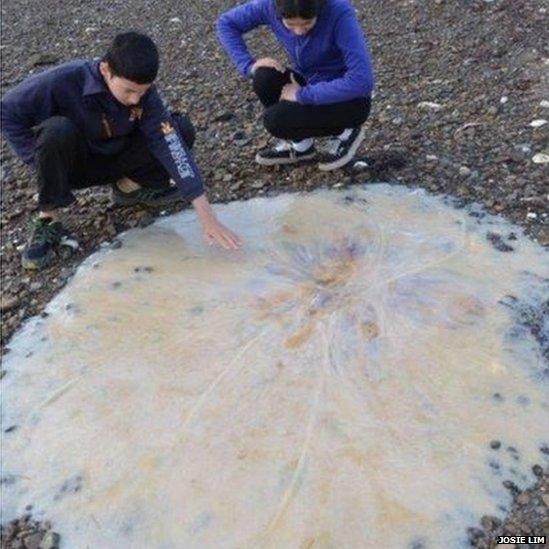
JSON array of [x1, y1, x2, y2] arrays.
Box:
[[0, 59, 204, 202]]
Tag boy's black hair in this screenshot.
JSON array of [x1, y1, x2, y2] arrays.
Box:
[[104, 32, 159, 84], [275, 0, 324, 19]]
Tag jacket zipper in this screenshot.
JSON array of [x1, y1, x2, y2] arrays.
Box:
[[294, 37, 301, 70]]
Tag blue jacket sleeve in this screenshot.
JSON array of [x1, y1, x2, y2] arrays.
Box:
[[139, 88, 204, 203], [297, 8, 375, 105], [216, 0, 270, 78], [0, 71, 57, 164]]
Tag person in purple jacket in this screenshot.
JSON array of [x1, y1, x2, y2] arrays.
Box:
[[1, 32, 241, 270], [217, 0, 374, 171]]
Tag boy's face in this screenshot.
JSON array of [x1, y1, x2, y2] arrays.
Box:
[[282, 17, 317, 36], [99, 62, 151, 106]]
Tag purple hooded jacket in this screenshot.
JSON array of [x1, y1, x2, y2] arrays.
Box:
[[216, 0, 375, 105]]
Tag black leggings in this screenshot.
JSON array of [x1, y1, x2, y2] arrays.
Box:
[[33, 113, 195, 210], [252, 67, 371, 142]]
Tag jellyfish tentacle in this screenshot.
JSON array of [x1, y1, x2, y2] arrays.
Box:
[[177, 328, 268, 437], [372, 211, 468, 291], [263, 325, 329, 537], [28, 360, 112, 421]]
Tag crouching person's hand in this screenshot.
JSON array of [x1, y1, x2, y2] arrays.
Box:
[[192, 194, 242, 250], [251, 57, 284, 74], [280, 74, 300, 102]]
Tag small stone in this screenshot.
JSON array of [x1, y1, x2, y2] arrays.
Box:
[[29, 282, 43, 293], [134, 266, 154, 274], [222, 173, 233, 182], [459, 166, 471, 177], [1, 296, 20, 312], [486, 232, 514, 252], [490, 440, 501, 450], [516, 143, 532, 153], [169, 17, 182, 23], [532, 464, 544, 477], [59, 268, 73, 280], [517, 492, 530, 505], [29, 53, 59, 67], [480, 515, 501, 531], [111, 240, 123, 249], [500, 96, 508, 104], [84, 27, 98, 33], [530, 119, 547, 128], [23, 532, 42, 549], [532, 153, 549, 164], [138, 213, 155, 228], [540, 100, 549, 109], [418, 101, 442, 111], [542, 494, 549, 506], [39, 531, 60, 549], [425, 155, 438, 161], [213, 169, 224, 181], [526, 212, 538, 219], [503, 480, 519, 494], [233, 131, 251, 146], [353, 160, 370, 171], [251, 180, 265, 189], [213, 111, 234, 122]]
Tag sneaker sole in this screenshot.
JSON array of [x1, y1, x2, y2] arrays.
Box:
[[317, 128, 366, 171], [255, 151, 316, 166]]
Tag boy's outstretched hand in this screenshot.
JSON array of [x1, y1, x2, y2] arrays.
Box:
[[192, 194, 242, 250], [202, 217, 242, 250]]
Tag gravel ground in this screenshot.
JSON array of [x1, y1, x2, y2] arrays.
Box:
[[1, 0, 547, 546]]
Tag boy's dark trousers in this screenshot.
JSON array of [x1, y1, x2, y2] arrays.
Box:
[[33, 113, 195, 211], [252, 67, 371, 142]]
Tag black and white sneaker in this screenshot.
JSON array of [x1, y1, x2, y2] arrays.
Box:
[[255, 140, 316, 166], [22, 217, 64, 270], [318, 127, 366, 171]]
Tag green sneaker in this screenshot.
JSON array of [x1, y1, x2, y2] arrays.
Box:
[[112, 183, 182, 207], [22, 217, 64, 270]]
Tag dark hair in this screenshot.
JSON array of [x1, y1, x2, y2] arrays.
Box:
[[275, 0, 324, 19], [104, 32, 159, 84]]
